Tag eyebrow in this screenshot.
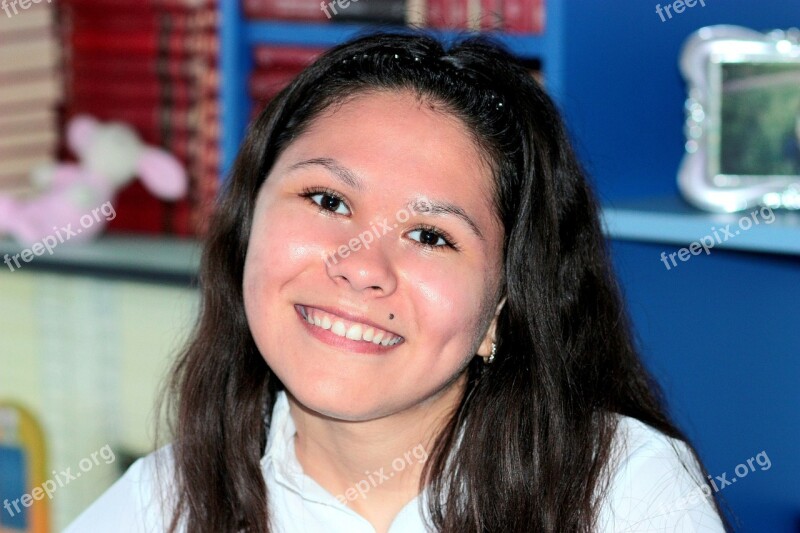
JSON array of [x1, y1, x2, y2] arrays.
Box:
[[407, 198, 485, 241], [288, 157, 365, 191], [287, 157, 485, 241]]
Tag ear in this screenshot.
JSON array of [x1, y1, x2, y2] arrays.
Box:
[[476, 295, 506, 357], [67, 115, 99, 157], [135, 147, 188, 200]]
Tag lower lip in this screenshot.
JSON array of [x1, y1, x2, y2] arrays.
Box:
[[295, 305, 403, 355]]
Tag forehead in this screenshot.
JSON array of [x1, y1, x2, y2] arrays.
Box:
[[272, 90, 500, 224]]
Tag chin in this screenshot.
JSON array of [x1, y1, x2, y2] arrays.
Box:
[[292, 388, 389, 422], [277, 367, 390, 421]]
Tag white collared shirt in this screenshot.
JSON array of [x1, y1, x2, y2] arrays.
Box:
[[63, 390, 726, 532]]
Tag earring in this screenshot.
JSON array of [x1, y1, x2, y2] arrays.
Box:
[[484, 341, 497, 364]]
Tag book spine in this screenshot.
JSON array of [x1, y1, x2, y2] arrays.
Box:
[[243, 0, 330, 22], [426, 0, 444, 27], [330, 0, 406, 24], [252, 45, 323, 69], [479, 0, 503, 30], [406, 0, 427, 26], [249, 69, 303, 99], [504, 0, 544, 33]]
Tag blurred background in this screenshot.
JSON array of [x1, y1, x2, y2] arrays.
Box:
[[0, 0, 798, 531]]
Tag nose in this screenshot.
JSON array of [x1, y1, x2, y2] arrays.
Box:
[[323, 234, 397, 296]]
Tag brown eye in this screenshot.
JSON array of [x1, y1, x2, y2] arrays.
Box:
[[318, 193, 346, 213], [301, 188, 351, 216], [407, 225, 458, 250]]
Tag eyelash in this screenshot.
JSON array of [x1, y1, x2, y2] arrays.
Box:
[[299, 186, 460, 251]]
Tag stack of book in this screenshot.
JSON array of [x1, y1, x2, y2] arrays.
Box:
[[0, 3, 61, 198], [246, 0, 544, 121], [61, 0, 219, 236], [250, 46, 325, 119], [243, 0, 545, 34]]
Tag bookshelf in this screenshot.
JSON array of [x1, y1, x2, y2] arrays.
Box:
[[219, 1, 565, 181], [3, 3, 790, 529], [205, 8, 800, 527]]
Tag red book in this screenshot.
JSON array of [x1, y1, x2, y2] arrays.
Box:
[[72, 61, 199, 83], [504, 0, 544, 33], [249, 69, 303, 99], [105, 180, 166, 234], [427, 0, 446, 27], [449, 0, 469, 28], [168, 197, 194, 237], [253, 45, 324, 69], [428, 0, 469, 28], [71, 79, 196, 102], [70, 90, 196, 109], [62, 0, 221, 237], [243, 0, 331, 22], [65, 0, 201, 14], [532, 0, 545, 34], [480, 0, 504, 29], [68, 11, 160, 32], [70, 29, 197, 56]]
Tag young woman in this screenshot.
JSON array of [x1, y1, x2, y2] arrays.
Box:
[[65, 31, 730, 532]]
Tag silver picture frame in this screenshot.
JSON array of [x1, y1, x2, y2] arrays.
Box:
[[678, 25, 800, 213]]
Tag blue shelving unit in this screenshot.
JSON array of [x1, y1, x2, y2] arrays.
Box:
[[218, 1, 800, 254], [213, 3, 800, 529], [219, 1, 564, 181]]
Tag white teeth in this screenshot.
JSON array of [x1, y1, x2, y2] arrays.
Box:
[[301, 306, 402, 345], [331, 320, 347, 336], [345, 324, 362, 340]]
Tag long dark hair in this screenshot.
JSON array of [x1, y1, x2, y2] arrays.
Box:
[[158, 30, 729, 532]]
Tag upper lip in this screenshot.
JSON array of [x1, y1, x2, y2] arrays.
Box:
[[298, 303, 403, 339]]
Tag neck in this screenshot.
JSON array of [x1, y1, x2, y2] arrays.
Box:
[[287, 372, 466, 521]]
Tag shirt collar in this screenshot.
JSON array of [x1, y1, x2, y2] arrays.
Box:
[[261, 389, 334, 505], [260, 389, 449, 523]]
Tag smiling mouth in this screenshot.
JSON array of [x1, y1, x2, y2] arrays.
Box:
[[295, 304, 404, 347]]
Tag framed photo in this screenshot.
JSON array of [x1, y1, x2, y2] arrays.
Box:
[[678, 25, 800, 213]]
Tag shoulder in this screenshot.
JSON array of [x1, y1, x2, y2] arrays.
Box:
[[595, 415, 727, 532], [62, 445, 179, 533]]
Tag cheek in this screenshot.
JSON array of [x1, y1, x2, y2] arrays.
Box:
[[403, 264, 488, 358], [246, 206, 322, 285], [243, 207, 321, 331]]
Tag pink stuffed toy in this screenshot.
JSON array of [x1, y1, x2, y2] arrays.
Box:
[[0, 114, 187, 247]]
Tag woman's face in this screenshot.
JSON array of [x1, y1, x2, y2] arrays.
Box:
[[243, 90, 505, 421]]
